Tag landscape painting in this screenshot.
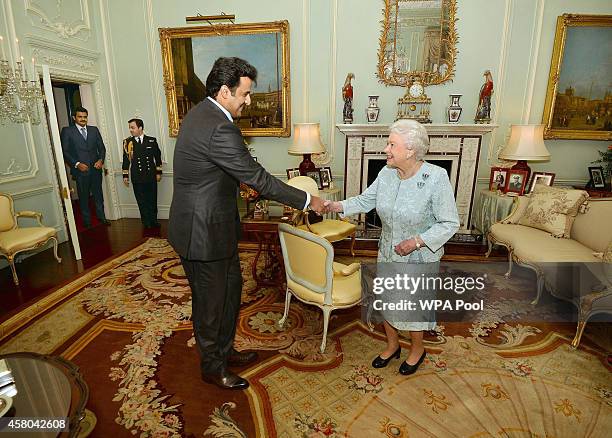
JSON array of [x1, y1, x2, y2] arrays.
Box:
[[542, 14, 612, 140], [160, 21, 290, 137]]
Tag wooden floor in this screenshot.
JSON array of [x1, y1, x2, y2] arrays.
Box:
[[0, 218, 506, 320], [0, 218, 167, 319]]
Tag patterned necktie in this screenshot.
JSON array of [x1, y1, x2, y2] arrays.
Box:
[[80, 127, 87, 140]]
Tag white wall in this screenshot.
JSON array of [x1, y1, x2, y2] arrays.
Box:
[[0, 0, 610, 238]]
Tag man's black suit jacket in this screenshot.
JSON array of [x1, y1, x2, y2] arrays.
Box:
[[60, 124, 106, 177], [169, 98, 307, 261], [121, 135, 162, 183]]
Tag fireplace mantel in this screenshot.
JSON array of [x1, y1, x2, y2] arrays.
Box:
[[337, 123, 497, 136], [336, 123, 497, 232]]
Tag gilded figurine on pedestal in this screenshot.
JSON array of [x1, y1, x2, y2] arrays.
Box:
[[342, 73, 355, 123], [475, 70, 493, 123]]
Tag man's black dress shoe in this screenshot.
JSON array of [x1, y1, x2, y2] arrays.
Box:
[[399, 350, 426, 375], [227, 350, 258, 367], [201, 368, 249, 390], [151, 222, 161, 228], [100, 219, 111, 226], [371, 346, 401, 368]]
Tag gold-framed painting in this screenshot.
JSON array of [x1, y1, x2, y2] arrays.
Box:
[[541, 14, 612, 140], [159, 21, 291, 137]]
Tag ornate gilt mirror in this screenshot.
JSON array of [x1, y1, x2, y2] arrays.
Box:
[[377, 0, 458, 86]]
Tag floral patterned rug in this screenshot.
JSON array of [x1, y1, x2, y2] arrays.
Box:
[[0, 238, 610, 437]]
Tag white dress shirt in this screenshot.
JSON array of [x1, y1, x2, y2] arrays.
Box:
[[206, 97, 310, 210]]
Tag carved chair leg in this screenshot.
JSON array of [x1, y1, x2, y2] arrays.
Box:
[[51, 237, 62, 263], [485, 236, 493, 258], [571, 321, 587, 349], [504, 252, 513, 279], [8, 256, 19, 285], [320, 307, 332, 353], [278, 289, 292, 328], [349, 232, 356, 257], [531, 274, 544, 305]]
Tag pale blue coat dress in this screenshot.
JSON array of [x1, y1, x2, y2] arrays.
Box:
[[341, 162, 460, 330]]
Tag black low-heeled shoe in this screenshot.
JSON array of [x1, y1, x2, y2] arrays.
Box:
[[371, 346, 401, 368], [399, 350, 426, 375]]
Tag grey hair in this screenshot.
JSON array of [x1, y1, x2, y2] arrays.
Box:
[[389, 119, 430, 160]]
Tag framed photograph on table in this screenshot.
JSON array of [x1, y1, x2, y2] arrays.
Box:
[[541, 14, 612, 140], [286, 168, 300, 180], [588, 166, 605, 188], [505, 169, 529, 195], [320, 167, 332, 188], [306, 170, 324, 190], [489, 167, 508, 192], [529, 172, 556, 193]]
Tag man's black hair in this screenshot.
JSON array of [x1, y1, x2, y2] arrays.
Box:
[[73, 106, 88, 116], [205, 57, 257, 98], [128, 118, 144, 129]]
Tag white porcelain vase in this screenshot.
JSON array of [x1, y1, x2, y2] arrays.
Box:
[[447, 94, 462, 123], [366, 95, 380, 123]]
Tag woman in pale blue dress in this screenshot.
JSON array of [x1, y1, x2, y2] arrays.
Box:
[[325, 120, 459, 375]]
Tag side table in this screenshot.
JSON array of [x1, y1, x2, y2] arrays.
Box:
[[572, 185, 612, 198], [241, 215, 289, 291], [472, 188, 516, 235], [0, 352, 89, 437]]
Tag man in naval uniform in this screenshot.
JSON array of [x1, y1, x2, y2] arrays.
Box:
[[122, 118, 162, 228]]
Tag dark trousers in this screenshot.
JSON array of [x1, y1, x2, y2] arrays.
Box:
[[180, 252, 243, 374], [75, 168, 105, 225], [133, 182, 157, 227]]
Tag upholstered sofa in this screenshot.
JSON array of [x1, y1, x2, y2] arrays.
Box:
[[487, 186, 612, 348]]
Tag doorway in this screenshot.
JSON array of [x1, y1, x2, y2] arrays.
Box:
[[45, 80, 110, 233]]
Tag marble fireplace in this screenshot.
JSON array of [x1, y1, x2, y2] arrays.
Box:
[[336, 124, 496, 233]]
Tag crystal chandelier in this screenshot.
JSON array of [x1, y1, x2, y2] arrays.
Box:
[[0, 38, 43, 125]]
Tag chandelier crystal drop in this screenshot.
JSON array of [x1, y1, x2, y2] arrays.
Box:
[[0, 56, 43, 125]]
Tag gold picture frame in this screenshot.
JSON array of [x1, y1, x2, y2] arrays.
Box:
[[159, 21, 291, 137], [377, 0, 458, 86], [541, 14, 612, 140]]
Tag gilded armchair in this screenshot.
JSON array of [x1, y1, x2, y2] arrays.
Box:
[[287, 176, 357, 256], [277, 223, 362, 353], [0, 193, 61, 285]]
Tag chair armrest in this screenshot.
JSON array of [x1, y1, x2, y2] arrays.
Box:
[[16, 211, 44, 226], [333, 262, 360, 276], [500, 196, 530, 224]]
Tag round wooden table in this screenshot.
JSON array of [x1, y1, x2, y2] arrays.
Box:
[[0, 352, 89, 437]]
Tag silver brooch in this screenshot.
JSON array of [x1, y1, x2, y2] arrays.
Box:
[[422, 173, 430, 180], [417, 182, 425, 189]]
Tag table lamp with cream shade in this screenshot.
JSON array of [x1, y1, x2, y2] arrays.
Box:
[[288, 123, 325, 175], [498, 124, 550, 184]]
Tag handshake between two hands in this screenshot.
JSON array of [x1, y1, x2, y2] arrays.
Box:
[[309, 197, 343, 215]]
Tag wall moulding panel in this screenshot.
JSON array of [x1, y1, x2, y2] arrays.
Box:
[[337, 124, 497, 232], [24, 0, 92, 41], [27, 35, 99, 74], [0, 125, 40, 183], [10, 184, 54, 199]]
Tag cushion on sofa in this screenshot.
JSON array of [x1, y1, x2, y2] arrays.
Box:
[[489, 223, 600, 263], [517, 184, 588, 238]]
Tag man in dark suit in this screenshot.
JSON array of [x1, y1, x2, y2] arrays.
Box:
[[169, 57, 325, 390], [61, 106, 110, 228], [122, 118, 162, 228]]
